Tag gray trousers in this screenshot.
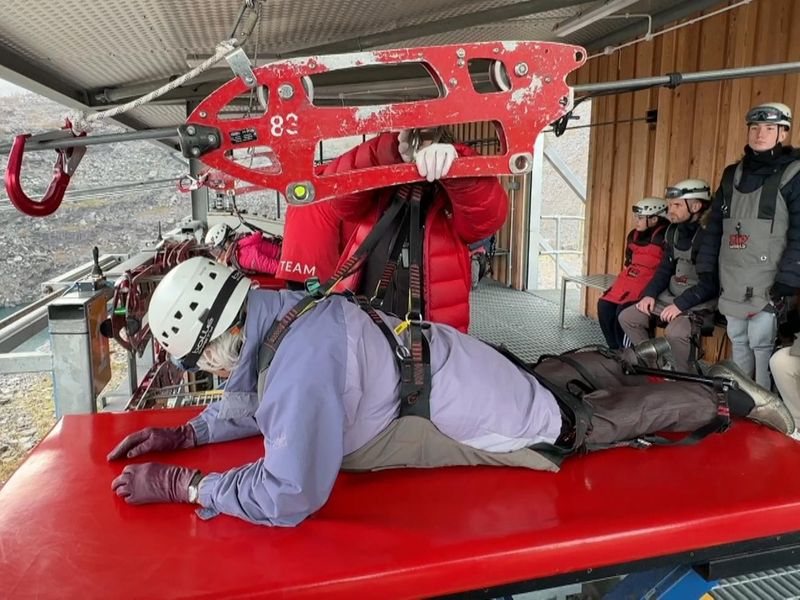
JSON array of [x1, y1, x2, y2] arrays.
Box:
[[618, 304, 695, 372], [725, 311, 777, 389], [770, 347, 800, 423], [533, 350, 718, 445]]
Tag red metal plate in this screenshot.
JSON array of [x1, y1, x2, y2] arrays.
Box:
[[188, 41, 585, 204], [2, 411, 800, 599]]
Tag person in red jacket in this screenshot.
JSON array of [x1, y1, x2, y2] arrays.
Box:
[[205, 223, 281, 276], [597, 197, 669, 349], [277, 128, 508, 332]]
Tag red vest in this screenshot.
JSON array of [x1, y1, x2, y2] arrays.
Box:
[[601, 226, 666, 304]]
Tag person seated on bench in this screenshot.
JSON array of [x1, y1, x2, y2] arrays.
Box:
[[598, 197, 669, 349], [108, 258, 793, 527], [771, 334, 800, 440], [619, 180, 718, 372]]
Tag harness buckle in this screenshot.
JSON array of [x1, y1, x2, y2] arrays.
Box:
[[395, 345, 411, 360], [404, 311, 431, 329], [304, 277, 322, 297]]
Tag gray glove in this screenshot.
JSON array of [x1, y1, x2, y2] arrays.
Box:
[[107, 425, 196, 461]]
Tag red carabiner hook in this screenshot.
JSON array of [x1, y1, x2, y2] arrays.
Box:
[[4, 131, 86, 217]]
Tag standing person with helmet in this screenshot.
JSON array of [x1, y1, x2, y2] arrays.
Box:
[[618, 180, 718, 372], [277, 127, 508, 332], [205, 222, 282, 276], [597, 197, 669, 349], [697, 102, 800, 388], [106, 258, 794, 527]]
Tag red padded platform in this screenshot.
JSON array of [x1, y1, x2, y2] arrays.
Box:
[[1, 409, 799, 599]]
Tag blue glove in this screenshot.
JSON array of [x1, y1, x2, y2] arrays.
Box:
[[107, 425, 196, 461], [112, 463, 199, 504]]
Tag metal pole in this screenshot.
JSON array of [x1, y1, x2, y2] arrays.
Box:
[[526, 134, 544, 291], [187, 100, 208, 223], [555, 215, 562, 284], [574, 61, 800, 95], [0, 127, 177, 154]]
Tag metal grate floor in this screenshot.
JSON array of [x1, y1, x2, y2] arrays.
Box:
[[469, 278, 604, 362], [711, 567, 800, 600]]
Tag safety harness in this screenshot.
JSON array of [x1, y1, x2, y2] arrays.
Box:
[[531, 346, 732, 453], [481, 343, 733, 456], [720, 160, 793, 223], [257, 184, 432, 417]]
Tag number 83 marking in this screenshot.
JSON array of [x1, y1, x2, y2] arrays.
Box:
[[270, 113, 298, 136]]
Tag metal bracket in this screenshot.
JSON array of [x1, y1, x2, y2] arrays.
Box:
[[225, 47, 258, 89], [177, 124, 222, 159]]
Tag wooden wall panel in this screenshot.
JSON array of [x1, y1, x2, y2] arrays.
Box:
[[583, 0, 800, 328]]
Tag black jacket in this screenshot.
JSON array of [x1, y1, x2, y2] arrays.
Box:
[[696, 145, 800, 293], [643, 219, 719, 311]]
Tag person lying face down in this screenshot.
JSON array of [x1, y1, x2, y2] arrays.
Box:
[[108, 258, 795, 526]]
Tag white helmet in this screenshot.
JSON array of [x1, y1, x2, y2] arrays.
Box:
[[746, 102, 792, 128], [148, 257, 251, 366], [205, 223, 232, 248], [632, 197, 667, 217], [665, 179, 711, 202]]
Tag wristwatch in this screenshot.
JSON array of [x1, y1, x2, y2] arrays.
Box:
[[187, 471, 204, 504]]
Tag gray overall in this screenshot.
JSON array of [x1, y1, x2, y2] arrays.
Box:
[[718, 160, 800, 387]]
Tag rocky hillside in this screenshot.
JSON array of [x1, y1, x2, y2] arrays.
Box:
[[0, 93, 191, 307]]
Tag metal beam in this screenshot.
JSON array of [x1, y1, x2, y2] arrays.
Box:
[[0, 255, 124, 354], [574, 61, 800, 95], [543, 145, 586, 202], [526, 135, 544, 290], [584, 0, 724, 53], [0, 306, 49, 355], [187, 101, 209, 223], [273, 0, 585, 57], [0, 352, 52, 374], [0, 46, 88, 108]]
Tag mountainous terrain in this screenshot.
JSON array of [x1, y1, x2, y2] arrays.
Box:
[[0, 93, 190, 307]]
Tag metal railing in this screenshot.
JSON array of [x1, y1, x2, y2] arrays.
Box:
[[0, 254, 126, 373], [538, 214, 584, 287]]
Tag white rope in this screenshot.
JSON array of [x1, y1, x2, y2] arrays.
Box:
[[588, 0, 754, 60], [68, 39, 239, 133]]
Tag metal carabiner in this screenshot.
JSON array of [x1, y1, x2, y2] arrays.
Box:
[[4, 129, 86, 217], [177, 172, 209, 192]]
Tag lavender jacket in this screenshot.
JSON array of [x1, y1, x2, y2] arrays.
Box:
[[189, 289, 560, 526]]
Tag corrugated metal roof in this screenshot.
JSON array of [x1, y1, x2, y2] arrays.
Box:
[[0, 0, 704, 132]]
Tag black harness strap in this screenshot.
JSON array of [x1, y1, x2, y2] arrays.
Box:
[[256, 184, 433, 418], [257, 190, 409, 372], [489, 343, 593, 456], [721, 161, 791, 222], [369, 207, 410, 309], [720, 163, 737, 219], [540, 353, 602, 392], [400, 186, 432, 417]]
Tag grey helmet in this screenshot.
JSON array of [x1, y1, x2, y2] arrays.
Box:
[[632, 197, 667, 217], [746, 102, 792, 129]]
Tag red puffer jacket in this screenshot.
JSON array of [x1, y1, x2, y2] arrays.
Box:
[[331, 133, 507, 332], [232, 232, 281, 275], [278, 133, 507, 331]]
